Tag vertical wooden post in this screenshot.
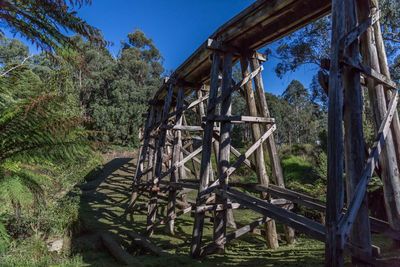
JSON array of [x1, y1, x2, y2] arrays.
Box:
[[372, 7, 400, 236], [326, 0, 345, 266], [343, 0, 371, 263], [130, 106, 155, 209], [357, 0, 400, 231], [197, 89, 215, 183], [147, 108, 162, 183], [250, 54, 295, 245], [166, 88, 184, 235], [190, 52, 221, 258], [213, 52, 233, 251], [250, 56, 284, 187], [240, 56, 279, 249], [147, 84, 174, 236], [372, 4, 400, 180]]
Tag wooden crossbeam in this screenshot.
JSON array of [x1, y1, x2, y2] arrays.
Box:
[[251, 184, 326, 211], [337, 91, 399, 247], [342, 57, 397, 89], [204, 115, 275, 124], [235, 183, 400, 242], [176, 140, 213, 168], [199, 125, 276, 198], [206, 197, 294, 250], [225, 217, 269, 242], [181, 146, 201, 164], [341, 10, 380, 50], [153, 206, 193, 228], [225, 124, 276, 177], [230, 145, 255, 170], [212, 131, 255, 170], [149, 93, 210, 131], [225, 188, 326, 242], [171, 125, 203, 131], [201, 217, 270, 256], [170, 125, 220, 132], [196, 202, 241, 213], [155, 140, 212, 183], [207, 65, 263, 112]]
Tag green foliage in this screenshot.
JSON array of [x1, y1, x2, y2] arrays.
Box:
[[0, 36, 103, 264], [0, 163, 46, 214], [281, 155, 313, 182], [272, 17, 331, 78], [0, 234, 85, 267], [313, 151, 327, 181], [1, 0, 104, 51], [0, 216, 10, 253], [280, 144, 327, 200], [87, 30, 164, 147], [265, 81, 324, 146]]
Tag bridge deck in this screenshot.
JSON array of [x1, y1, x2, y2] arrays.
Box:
[[153, 0, 331, 100]]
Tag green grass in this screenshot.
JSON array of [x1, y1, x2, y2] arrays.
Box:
[[5, 154, 397, 267], [281, 156, 314, 183], [73, 157, 326, 267]]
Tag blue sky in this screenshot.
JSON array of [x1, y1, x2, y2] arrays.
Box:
[[5, 0, 317, 95]]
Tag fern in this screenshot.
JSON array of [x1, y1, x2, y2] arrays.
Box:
[[0, 216, 10, 253], [0, 69, 93, 228]]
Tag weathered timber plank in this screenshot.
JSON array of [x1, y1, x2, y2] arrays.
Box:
[[358, 0, 400, 233], [147, 85, 174, 236], [225, 188, 326, 242], [341, 9, 380, 49], [199, 125, 277, 199], [372, 5, 400, 186], [326, 0, 346, 265], [190, 52, 221, 258], [342, 0, 372, 261], [342, 57, 397, 89], [167, 88, 185, 235], [151, 0, 330, 97], [213, 52, 234, 249], [201, 217, 270, 256], [204, 115, 274, 124], [338, 91, 399, 246]]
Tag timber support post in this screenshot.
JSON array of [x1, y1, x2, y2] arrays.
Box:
[[126, 0, 400, 265], [212, 52, 233, 252], [166, 88, 185, 235], [240, 55, 278, 249], [249, 52, 295, 245], [190, 51, 221, 257], [147, 84, 174, 236]]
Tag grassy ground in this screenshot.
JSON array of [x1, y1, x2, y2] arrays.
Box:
[[74, 155, 399, 267]]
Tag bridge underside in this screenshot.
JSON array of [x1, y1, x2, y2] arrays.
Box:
[[130, 0, 400, 266], [153, 0, 331, 99]]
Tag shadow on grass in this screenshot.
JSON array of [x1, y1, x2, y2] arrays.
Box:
[[72, 157, 325, 267]]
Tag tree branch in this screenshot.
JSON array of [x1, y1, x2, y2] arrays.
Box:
[[0, 55, 33, 77]]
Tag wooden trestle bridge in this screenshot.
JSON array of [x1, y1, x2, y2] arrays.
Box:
[[129, 0, 400, 266]]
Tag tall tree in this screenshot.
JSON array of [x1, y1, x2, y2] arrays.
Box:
[[90, 30, 164, 146], [281, 80, 318, 145]]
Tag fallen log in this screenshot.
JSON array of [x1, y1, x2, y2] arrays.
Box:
[[100, 233, 143, 266], [128, 232, 169, 256]]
